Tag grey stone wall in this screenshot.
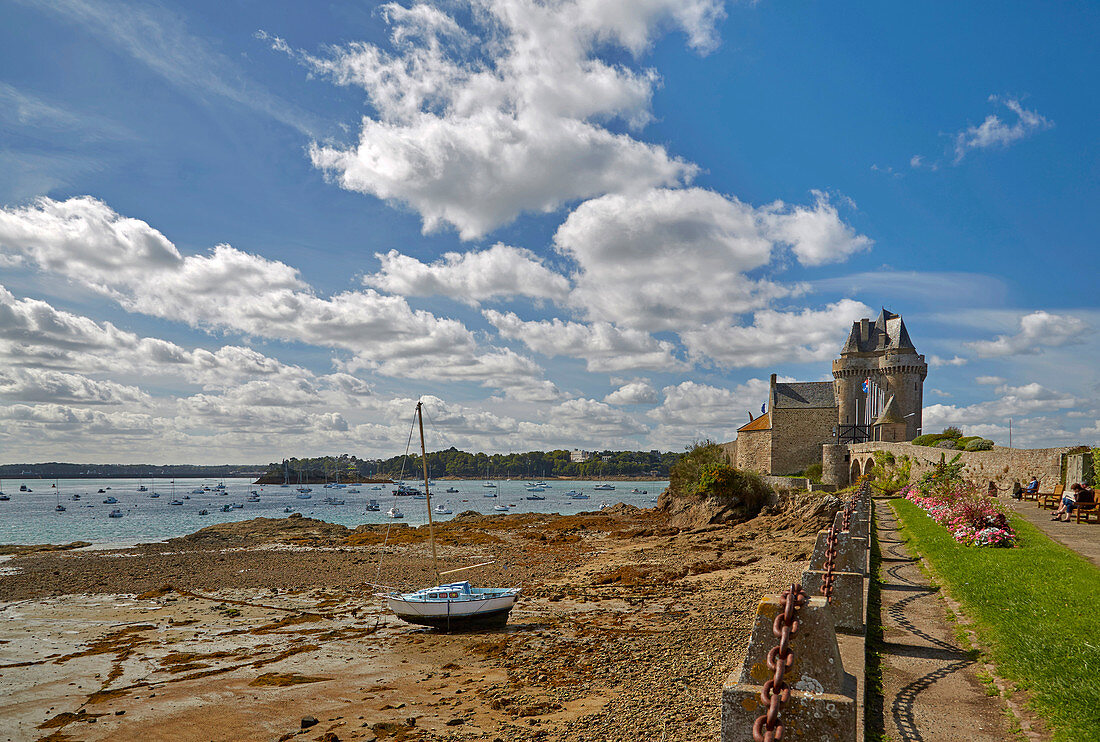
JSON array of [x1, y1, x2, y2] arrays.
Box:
[[735, 429, 771, 475], [847, 441, 1081, 490], [771, 406, 836, 475]]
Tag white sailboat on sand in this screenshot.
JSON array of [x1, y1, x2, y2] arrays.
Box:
[[378, 401, 519, 630]]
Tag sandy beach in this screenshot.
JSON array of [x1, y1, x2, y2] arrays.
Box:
[[0, 496, 837, 742]]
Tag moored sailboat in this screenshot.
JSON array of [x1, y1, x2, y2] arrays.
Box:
[[379, 401, 519, 630]]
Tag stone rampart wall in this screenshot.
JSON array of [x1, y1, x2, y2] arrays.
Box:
[[848, 441, 1080, 489]]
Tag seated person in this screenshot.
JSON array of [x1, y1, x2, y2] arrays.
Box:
[[1024, 476, 1040, 496], [1011, 480, 1023, 500], [1052, 483, 1093, 522], [1076, 483, 1096, 511], [987, 480, 999, 498]]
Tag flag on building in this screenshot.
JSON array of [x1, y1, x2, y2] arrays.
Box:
[[861, 378, 870, 392]]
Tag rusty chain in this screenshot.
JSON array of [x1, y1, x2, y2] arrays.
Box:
[[752, 583, 807, 742], [820, 521, 838, 602]]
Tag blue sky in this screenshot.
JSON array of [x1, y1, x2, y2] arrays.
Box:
[[0, 0, 1096, 463]]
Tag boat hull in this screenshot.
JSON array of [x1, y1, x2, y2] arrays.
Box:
[[387, 593, 518, 630]]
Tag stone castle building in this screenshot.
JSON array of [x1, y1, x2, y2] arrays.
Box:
[[729, 309, 927, 476]]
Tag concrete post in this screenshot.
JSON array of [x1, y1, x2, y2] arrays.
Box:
[[810, 528, 866, 576], [722, 595, 856, 741], [801, 570, 864, 633]]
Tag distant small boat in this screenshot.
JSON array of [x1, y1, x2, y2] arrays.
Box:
[[388, 506, 404, 519], [97, 489, 106, 493], [103, 496, 118, 504], [199, 509, 209, 515], [149, 492, 160, 498], [138, 485, 148, 492], [370, 486, 382, 491], [631, 488, 647, 494], [55, 503, 66, 512], [445, 487, 459, 493], [222, 504, 232, 512], [493, 505, 509, 511], [526, 494, 546, 501], [296, 493, 311, 499], [169, 500, 183, 506], [366, 499, 381, 512], [348, 488, 361, 494], [434, 502, 453, 515], [572, 493, 589, 500], [21, 485, 30, 492], [190, 489, 204, 495], [108, 509, 123, 518], [482, 482, 497, 488], [231, 502, 243, 509], [0, 495, 9, 501], [594, 484, 615, 491]]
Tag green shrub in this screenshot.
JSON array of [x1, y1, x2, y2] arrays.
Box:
[[941, 426, 963, 438], [668, 440, 722, 497], [870, 450, 911, 494], [911, 434, 940, 447], [935, 438, 961, 449], [965, 438, 994, 452], [803, 462, 823, 483]]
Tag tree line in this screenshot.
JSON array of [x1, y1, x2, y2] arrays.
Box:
[[261, 448, 679, 483]]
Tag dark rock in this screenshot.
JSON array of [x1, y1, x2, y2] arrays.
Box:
[[301, 716, 319, 729], [446, 718, 465, 726]]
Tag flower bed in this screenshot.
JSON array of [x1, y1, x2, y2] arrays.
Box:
[[902, 484, 1016, 548]]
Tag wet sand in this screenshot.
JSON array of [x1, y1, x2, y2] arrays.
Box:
[[0, 501, 833, 742]]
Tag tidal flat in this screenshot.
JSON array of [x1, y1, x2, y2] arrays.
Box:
[[0, 499, 833, 741]]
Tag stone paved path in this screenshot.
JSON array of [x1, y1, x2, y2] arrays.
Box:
[[1002, 497, 1100, 567], [873, 500, 1016, 742]]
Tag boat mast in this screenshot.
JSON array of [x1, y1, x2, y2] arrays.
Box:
[[417, 401, 441, 584]]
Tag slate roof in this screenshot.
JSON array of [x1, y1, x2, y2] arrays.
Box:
[[773, 381, 836, 409], [840, 309, 917, 354], [737, 412, 771, 432]]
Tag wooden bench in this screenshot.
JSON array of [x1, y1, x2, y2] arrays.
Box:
[[1022, 485, 1040, 502], [1039, 484, 1064, 509], [1076, 495, 1099, 524]]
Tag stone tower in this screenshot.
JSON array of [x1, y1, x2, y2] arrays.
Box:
[[832, 309, 927, 441]]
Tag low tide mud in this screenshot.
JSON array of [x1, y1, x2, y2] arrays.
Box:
[[0, 494, 839, 741]]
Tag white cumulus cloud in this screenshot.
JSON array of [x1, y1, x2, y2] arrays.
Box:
[[484, 310, 685, 372], [267, 0, 723, 238], [966, 310, 1088, 358], [364, 243, 570, 303]]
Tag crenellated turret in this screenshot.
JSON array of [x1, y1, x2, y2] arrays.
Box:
[[832, 309, 926, 440]]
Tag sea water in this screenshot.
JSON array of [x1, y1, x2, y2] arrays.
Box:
[[0, 478, 668, 546]]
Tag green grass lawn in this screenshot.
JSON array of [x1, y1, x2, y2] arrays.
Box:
[[891, 498, 1100, 742]]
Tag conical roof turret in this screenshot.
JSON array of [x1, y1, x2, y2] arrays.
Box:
[[874, 394, 904, 424]]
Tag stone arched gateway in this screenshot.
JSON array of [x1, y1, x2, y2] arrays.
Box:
[[851, 459, 862, 483]]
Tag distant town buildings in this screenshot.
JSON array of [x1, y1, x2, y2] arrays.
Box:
[[570, 449, 595, 463]]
